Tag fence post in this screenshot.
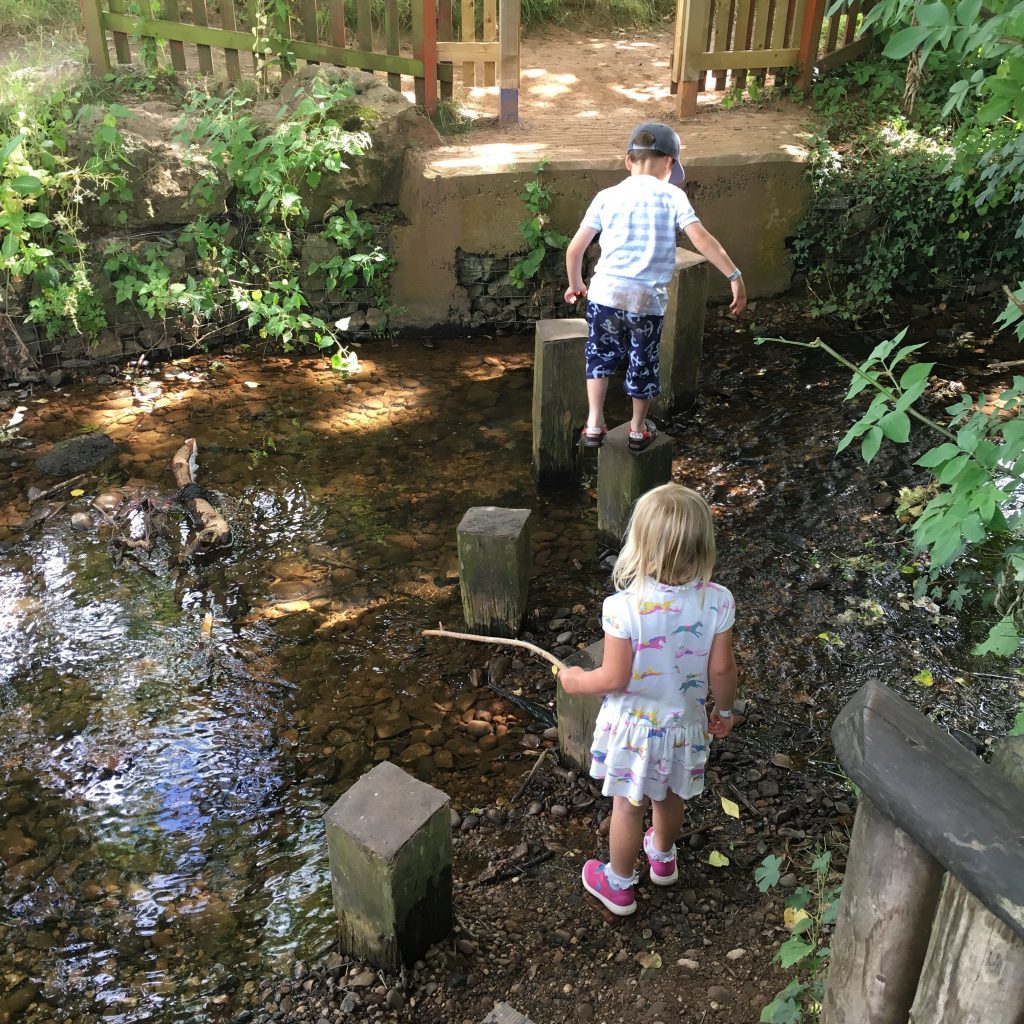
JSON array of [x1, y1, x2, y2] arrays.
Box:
[[413, 0, 439, 113], [908, 736, 1024, 1024], [675, 0, 712, 118], [821, 797, 944, 1024], [80, 0, 112, 76], [796, 0, 826, 93], [498, 0, 520, 123]]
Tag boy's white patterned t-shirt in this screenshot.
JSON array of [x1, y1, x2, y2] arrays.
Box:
[[590, 578, 735, 803], [583, 176, 701, 316]]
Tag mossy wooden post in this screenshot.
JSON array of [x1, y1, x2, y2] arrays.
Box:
[[597, 425, 674, 548], [457, 507, 531, 638], [557, 639, 604, 772], [532, 319, 588, 487], [324, 761, 452, 970], [650, 249, 709, 419], [908, 736, 1024, 1024]]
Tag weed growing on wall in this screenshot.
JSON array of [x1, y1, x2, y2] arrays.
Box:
[[510, 159, 569, 289], [1, 71, 394, 369]]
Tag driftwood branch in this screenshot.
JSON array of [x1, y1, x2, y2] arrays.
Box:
[[171, 438, 232, 559], [422, 626, 568, 672], [512, 747, 551, 803]]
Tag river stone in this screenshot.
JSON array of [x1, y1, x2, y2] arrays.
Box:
[[35, 432, 116, 476], [71, 512, 93, 531]]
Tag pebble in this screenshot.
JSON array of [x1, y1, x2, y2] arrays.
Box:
[[450, 809, 462, 829], [677, 958, 699, 970], [71, 512, 93, 531], [385, 988, 405, 1010], [549, 804, 568, 818], [552, 929, 571, 945], [726, 948, 746, 961], [779, 872, 798, 888], [340, 992, 360, 1013], [707, 985, 735, 1005], [526, 801, 543, 815]]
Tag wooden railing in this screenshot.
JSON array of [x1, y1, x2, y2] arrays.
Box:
[[79, 0, 521, 121], [824, 681, 1024, 1023], [671, 0, 873, 116]]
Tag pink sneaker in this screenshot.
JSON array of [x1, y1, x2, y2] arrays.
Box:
[[581, 860, 637, 916], [644, 828, 679, 886]]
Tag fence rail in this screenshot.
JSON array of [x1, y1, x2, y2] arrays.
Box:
[[671, 0, 873, 115], [823, 681, 1024, 1023], [79, 0, 520, 120]]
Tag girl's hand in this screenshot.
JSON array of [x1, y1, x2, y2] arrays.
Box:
[[564, 283, 587, 304], [729, 278, 747, 316], [559, 666, 585, 693], [709, 710, 735, 738]]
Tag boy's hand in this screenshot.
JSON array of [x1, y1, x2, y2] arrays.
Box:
[[558, 666, 585, 693], [565, 283, 587, 304], [709, 709, 736, 738], [729, 278, 747, 316]]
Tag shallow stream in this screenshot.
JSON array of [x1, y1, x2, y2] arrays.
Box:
[[0, 319, 1019, 1022]]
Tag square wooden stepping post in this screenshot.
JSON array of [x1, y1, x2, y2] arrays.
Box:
[[650, 249, 709, 419], [557, 639, 604, 772], [482, 1004, 537, 1024], [532, 319, 588, 487], [324, 761, 452, 970], [597, 424, 674, 548], [457, 506, 531, 638]]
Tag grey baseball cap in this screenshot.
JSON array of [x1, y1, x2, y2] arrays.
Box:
[[627, 122, 685, 185]]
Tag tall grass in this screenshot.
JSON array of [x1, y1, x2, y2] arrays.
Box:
[[0, 0, 80, 34]]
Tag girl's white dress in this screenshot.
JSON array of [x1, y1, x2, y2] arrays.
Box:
[[591, 577, 736, 803]]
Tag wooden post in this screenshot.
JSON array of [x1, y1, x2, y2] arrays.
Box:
[[438, 0, 454, 99], [413, 0, 438, 112], [483, 0, 497, 86], [557, 639, 604, 772], [498, 0, 519, 123], [795, 0, 825, 93], [457, 507, 531, 638], [908, 736, 1024, 1024], [80, 0, 112, 76], [821, 798, 945, 1024], [107, 0, 133, 64], [324, 761, 452, 970], [597, 426, 674, 548], [461, 0, 476, 85], [192, 0, 216, 74], [532, 319, 589, 488], [650, 248, 709, 419], [676, 0, 712, 117], [220, 0, 243, 81], [385, 0, 401, 90]]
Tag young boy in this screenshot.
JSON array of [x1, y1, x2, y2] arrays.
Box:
[[565, 122, 747, 452]]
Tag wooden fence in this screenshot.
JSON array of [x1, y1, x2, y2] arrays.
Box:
[[671, 0, 873, 115], [823, 681, 1024, 1023], [79, 0, 521, 121]]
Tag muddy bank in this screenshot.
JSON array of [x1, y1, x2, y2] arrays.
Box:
[[0, 301, 1020, 1024]]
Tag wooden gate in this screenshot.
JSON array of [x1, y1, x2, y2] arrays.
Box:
[[79, 0, 521, 121], [671, 0, 873, 116]]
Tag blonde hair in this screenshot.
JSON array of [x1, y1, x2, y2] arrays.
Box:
[[612, 484, 716, 594]]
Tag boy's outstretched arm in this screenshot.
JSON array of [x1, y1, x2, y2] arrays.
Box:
[[683, 222, 747, 316], [565, 225, 598, 304]]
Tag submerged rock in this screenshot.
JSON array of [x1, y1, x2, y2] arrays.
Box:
[[35, 432, 116, 477]]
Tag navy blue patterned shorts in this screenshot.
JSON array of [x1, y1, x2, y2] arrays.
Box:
[[585, 301, 663, 399]]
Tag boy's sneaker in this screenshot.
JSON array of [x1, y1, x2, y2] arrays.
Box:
[[643, 827, 679, 886], [628, 419, 658, 453], [579, 426, 606, 448], [581, 860, 637, 916]]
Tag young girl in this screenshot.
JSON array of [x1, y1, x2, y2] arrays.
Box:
[[559, 483, 739, 916]]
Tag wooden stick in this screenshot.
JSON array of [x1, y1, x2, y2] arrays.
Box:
[[512, 747, 550, 803], [30, 472, 90, 503], [422, 626, 568, 672], [171, 438, 232, 556]]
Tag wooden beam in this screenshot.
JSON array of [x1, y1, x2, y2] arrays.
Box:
[[80, 0, 112, 75], [385, 0, 401, 91], [438, 0, 454, 99], [695, 45, 799, 70], [461, 0, 476, 85], [107, 0, 133, 64], [412, 0, 438, 112], [795, 0, 825, 92], [329, 0, 346, 47], [161, 0, 188, 72], [483, 0, 497, 85], [498, 0, 518, 122], [832, 681, 1024, 939], [220, 0, 242, 81], [102, 13, 424, 75], [301, 0, 319, 65], [816, 32, 873, 70], [679, 0, 713, 110], [192, 0, 216, 74], [437, 40, 498, 61]]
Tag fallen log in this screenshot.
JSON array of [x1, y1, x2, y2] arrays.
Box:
[[171, 438, 232, 559]]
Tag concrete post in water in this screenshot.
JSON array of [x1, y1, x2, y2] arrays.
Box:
[[596, 425, 674, 548], [557, 639, 605, 772], [457, 506, 531, 638], [908, 736, 1024, 1024], [650, 249, 709, 419], [532, 319, 588, 487], [324, 761, 452, 971]]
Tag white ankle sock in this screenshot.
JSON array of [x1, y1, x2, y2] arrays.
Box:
[[604, 866, 637, 890], [644, 833, 676, 862]]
